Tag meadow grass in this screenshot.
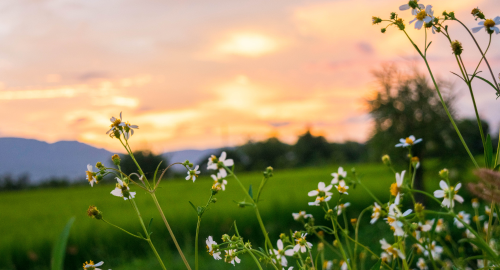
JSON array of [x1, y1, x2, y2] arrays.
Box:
[[0, 162, 467, 269]]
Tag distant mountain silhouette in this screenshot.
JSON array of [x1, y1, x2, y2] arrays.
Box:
[[0, 137, 217, 184]]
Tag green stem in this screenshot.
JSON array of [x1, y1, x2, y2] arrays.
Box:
[[357, 181, 383, 206], [341, 232, 393, 270], [130, 199, 167, 270], [354, 207, 371, 266], [454, 19, 499, 94], [402, 29, 479, 168], [246, 249, 264, 270], [150, 193, 192, 270], [408, 189, 442, 205], [326, 204, 352, 270], [101, 219, 143, 240], [471, 35, 492, 77], [195, 216, 201, 270], [485, 202, 495, 267], [226, 167, 276, 258]]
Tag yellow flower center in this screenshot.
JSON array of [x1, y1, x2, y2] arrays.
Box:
[[405, 137, 414, 144], [484, 19, 496, 28], [86, 171, 94, 182], [416, 10, 427, 21], [387, 217, 396, 223], [112, 118, 122, 127], [458, 214, 463, 219], [83, 261, 95, 270], [337, 186, 347, 193], [390, 183, 399, 196]]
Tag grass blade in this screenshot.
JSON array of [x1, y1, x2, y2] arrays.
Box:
[[51, 217, 75, 270]]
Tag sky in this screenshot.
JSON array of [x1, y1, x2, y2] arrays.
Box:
[[0, 0, 499, 153]]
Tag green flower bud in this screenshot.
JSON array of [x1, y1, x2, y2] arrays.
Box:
[[382, 155, 391, 166], [381, 28, 387, 33], [111, 154, 121, 166], [222, 234, 230, 242], [451, 40, 463, 55], [439, 168, 449, 179], [87, 205, 103, 220], [390, 12, 396, 20], [408, 0, 418, 9]]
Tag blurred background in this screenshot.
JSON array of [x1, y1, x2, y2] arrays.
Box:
[[0, 0, 499, 269]]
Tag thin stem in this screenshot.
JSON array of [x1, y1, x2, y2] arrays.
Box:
[[472, 35, 492, 77], [101, 219, 143, 240], [246, 249, 264, 270], [226, 167, 276, 257], [408, 189, 442, 205], [195, 216, 201, 270], [357, 181, 383, 206], [326, 204, 352, 270], [354, 206, 371, 266], [402, 29, 479, 168], [485, 202, 495, 267], [150, 193, 192, 270], [341, 232, 393, 270], [130, 199, 167, 270], [308, 249, 315, 270], [454, 19, 499, 94]]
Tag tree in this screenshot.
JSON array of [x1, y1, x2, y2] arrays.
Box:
[[292, 130, 332, 167], [366, 64, 483, 194]]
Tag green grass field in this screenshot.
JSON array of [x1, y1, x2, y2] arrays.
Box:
[[0, 162, 470, 270]]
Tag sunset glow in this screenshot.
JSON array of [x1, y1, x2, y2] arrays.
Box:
[[0, 0, 498, 153]]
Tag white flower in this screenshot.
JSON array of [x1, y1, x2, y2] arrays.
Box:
[[409, 5, 434, 30], [380, 252, 392, 263], [335, 180, 349, 195], [207, 152, 234, 177], [395, 135, 422, 147], [270, 239, 289, 266], [390, 170, 406, 197], [308, 182, 333, 198], [417, 257, 428, 270], [334, 202, 351, 215], [472, 17, 500, 34], [308, 195, 331, 206], [371, 202, 382, 224], [110, 178, 136, 200], [472, 198, 479, 209], [206, 236, 222, 260], [86, 164, 97, 187], [424, 241, 443, 260], [83, 260, 104, 270], [386, 195, 412, 236], [331, 167, 347, 184], [292, 211, 313, 221], [454, 211, 471, 228], [413, 243, 425, 254], [417, 222, 432, 232], [340, 261, 348, 270], [485, 206, 498, 217], [211, 173, 228, 191], [106, 112, 125, 135], [224, 249, 241, 265], [399, 0, 425, 15], [433, 180, 464, 208], [433, 219, 445, 232], [293, 233, 313, 253], [323, 261, 334, 270], [186, 165, 200, 182], [121, 121, 139, 140], [380, 238, 405, 259]]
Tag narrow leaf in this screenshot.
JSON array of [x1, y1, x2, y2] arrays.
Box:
[[426, 41, 432, 51], [248, 184, 253, 199], [147, 218, 153, 234], [153, 161, 163, 186], [370, 260, 381, 270], [474, 75, 500, 93], [188, 201, 197, 213], [51, 217, 75, 270]]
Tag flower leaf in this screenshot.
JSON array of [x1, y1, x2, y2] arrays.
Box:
[[248, 184, 253, 199], [369, 260, 381, 270], [485, 134, 494, 169], [51, 217, 75, 270]]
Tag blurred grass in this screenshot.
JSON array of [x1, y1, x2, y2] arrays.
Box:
[[0, 162, 473, 270]]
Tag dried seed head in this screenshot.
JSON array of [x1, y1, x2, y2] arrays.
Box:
[[468, 169, 500, 203]]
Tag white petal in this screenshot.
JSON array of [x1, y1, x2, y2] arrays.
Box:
[[318, 182, 326, 189], [324, 184, 333, 191], [129, 192, 136, 198], [472, 26, 484, 33], [425, 5, 432, 13], [414, 138, 422, 144], [455, 182, 462, 191], [308, 190, 319, 197], [439, 180, 448, 190], [211, 174, 218, 181], [111, 188, 122, 197], [434, 190, 445, 198], [454, 195, 464, 203], [493, 26, 500, 34], [399, 4, 410, 11], [224, 159, 234, 167], [494, 16, 500, 24], [219, 151, 227, 161], [219, 168, 227, 178], [87, 164, 93, 171], [284, 249, 295, 256], [94, 262, 104, 267], [415, 20, 424, 29]]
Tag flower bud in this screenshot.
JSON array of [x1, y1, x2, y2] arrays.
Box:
[[111, 154, 121, 166], [96, 174, 103, 181], [244, 242, 252, 249], [381, 28, 387, 33], [408, 0, 418, 9], [439, 168, 449, 179], [317, 242, 324, 251], [305, 256, 312, 265], [411, 156, 420, 168], [372, 16, 382, 25], [333, 240, 338, 247], [317, 230, 324, 237], [390, 12, 396, 20], [231, 235, 239, 242], [410, 223, 418, 230], [211, 198, 217, 203], [263, 166, 274, 177], [95, 162, 104, 170], [87, 205, 103, 220], [350, 218, 357, 225], [472, 198, 479, 209], [382, 155, 391, 166], [445, 235, 452, 241], [395, 19, 405, 30], [451, 40, 463, 55], [222, 234, 231, 242], [471, 8, 485, 20], [293, 231, 302, 239]]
